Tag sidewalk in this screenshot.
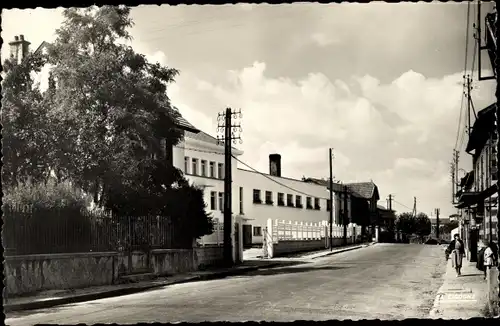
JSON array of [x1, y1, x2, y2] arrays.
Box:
[[429, 258, 490, 319], [4, 260, 284, 314]]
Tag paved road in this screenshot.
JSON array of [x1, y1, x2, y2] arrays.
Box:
[[6, 244, 447, 324]]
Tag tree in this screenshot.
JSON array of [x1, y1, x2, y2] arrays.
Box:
[[3, 6, 214, 241], [441, 220, 459, 234], [414, 212, 431, 241], [396, 212, 416, 237], [1, 51, 53, 188]]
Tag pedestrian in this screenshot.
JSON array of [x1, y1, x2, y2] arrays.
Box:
[[483, 241, 499, 280], [447, 234, 465, 277]]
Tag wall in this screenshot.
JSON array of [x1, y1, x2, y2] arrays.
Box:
[[5, 247, 225, 297], [5, 252, 118, 298], [236, 168, 344, 244], [487, 267, 499, 316], [173, 134, 243, 224]]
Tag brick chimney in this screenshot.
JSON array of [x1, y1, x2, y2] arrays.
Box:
[[269, 154, 281, 177], [9, 34, 31, 65]]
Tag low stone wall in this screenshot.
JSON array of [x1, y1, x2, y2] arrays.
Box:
[[487, 267, 499, 316], [5, 247, 226, 297], [195, 246, 224, 269], [5, 252, 118, 297]]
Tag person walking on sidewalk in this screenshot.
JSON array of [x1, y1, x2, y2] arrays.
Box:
[[447, 234, 465, 277], [483, 241, 499, 280]]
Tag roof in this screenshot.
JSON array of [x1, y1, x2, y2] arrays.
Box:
[[184, 130, 240, 152], [170, 107, 200, 133], [466, 103, 495, 154], [302, 177, 344, 192], [346, 182, 380, 200]]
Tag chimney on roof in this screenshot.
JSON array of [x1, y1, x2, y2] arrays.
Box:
[[9, 34, 31, 65], [269, 154, 281, 177]]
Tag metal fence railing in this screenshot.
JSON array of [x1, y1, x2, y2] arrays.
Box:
[[3, 204, 185, 256]]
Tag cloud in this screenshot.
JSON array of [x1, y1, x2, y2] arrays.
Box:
[[170, 61, 495, 218], [310, 32, 340, 47]]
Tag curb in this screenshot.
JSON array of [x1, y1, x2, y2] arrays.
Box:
[[4, 266, 266, 313], [310, 243, 372, 260]]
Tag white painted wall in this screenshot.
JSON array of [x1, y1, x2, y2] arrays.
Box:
[[173, 130, 350, 245], [235, 169, 344, 244], [172, 133, 242, 225]]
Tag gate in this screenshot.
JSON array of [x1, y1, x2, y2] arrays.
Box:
[[118, 215, 157, 275]]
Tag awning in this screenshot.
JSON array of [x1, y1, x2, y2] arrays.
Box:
[[455, 185, 498, 209], [455, 191, 481, 209]]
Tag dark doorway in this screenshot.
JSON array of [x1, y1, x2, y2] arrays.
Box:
[[243, 224, 253, 248]]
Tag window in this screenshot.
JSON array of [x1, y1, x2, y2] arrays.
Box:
[[253, 226, 262, 237], [306, 197, 313, 209], [209, 162, 215, 178], [239, 187, 244, 214], [210, 191, 217, 210], [314, 198, 321, 210], [192, 158, 198, 176], [219, 192, 224, 212], [201, 160, 207, 177], [265, 191, 273, 205], [277, 193, 285, 206], [184, 157, 189, 174], [287, 194, 294, 207], [218, 163, 224, 179], [253, 189, 262, 204], [327, 199, 332, 211], [296, 195, 302, 208]]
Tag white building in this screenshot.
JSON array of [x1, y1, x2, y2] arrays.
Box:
[[174, 127, 351, 247]]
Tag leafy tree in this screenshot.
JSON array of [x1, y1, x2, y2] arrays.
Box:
[[441, 220, 459, 234], [415, 212, 431, 241], [396, 212, 416, 236], [1, 51, 53, 188], [3, 6, 214, 242]]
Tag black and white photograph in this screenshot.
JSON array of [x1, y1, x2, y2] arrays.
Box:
[[2, 1, 499, 324]]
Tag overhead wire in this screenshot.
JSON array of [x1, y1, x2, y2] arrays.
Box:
[[454, 1, 472, 153], [174, 145, 333, 200]]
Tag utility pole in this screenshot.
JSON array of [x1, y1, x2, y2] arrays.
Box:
[[436, 208, 440, 240], [466, 75, 472, 136], [343, 185, 349, 246], [329, 148, 334, 251], [412, 197, 417, 217], [217, 108, 242, 266], [388, 194, 393, 211]]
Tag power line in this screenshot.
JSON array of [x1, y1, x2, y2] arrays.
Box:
[[231, 154, 331, 201], [174, 144, 332, 200], [454, 1, 472, 152]]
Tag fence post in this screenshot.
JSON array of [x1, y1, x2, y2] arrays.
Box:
[[266, 218, 274, 258]]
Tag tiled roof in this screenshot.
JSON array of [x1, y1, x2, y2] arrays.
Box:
[[302, 177, 344, 192], [170, 107, 199, 133], [184, 130, 240, 152], [346, 182, 379, 200]]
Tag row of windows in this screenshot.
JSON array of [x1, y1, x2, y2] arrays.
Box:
[[185, 156, 224, 179], [252, 189, 332, 211]]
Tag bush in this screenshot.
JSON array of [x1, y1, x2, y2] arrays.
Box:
[[3, 179, 93, 211]]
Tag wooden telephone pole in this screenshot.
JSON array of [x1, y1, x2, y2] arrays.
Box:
[[217, 108, 242, 266], [343, 185, 349, 245], [329, 148, 334, 251], [435, 208, 440, 240]]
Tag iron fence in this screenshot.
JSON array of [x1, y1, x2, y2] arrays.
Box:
[[3, 205, 187, 256]]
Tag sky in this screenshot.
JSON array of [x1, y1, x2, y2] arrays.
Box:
[[1, 2, 497, 219]]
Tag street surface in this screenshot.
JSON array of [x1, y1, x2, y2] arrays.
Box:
[[6, 244, 447, 324]]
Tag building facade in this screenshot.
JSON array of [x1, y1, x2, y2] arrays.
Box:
[[455, 103, 498, 259]]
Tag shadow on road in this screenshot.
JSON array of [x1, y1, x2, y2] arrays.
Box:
[[243, 264, 349, 277]]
